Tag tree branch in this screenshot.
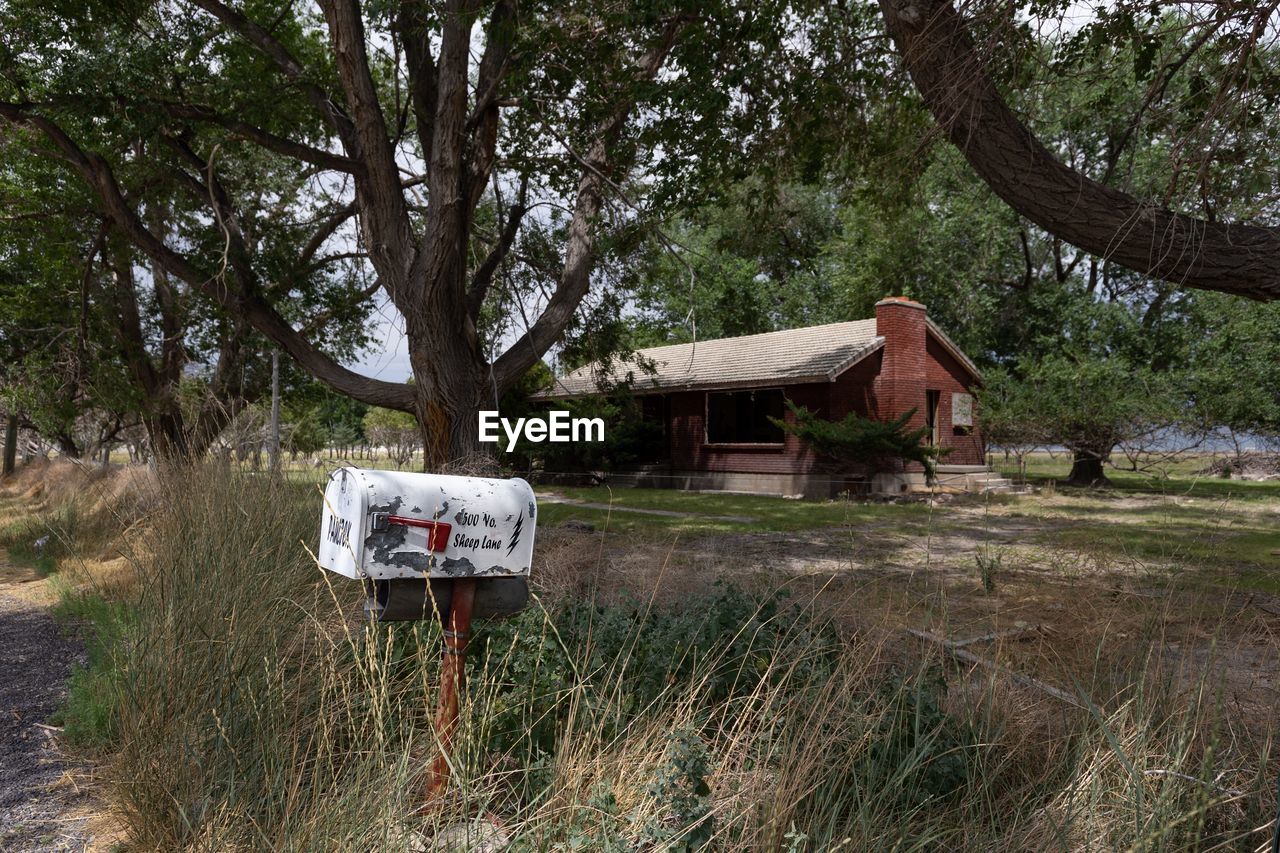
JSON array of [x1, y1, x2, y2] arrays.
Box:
[[193, 0, 415, 298], [299, 201, 358, 268], [105, 238, 162, 396], [0, 103, 415, 411], [296, 170, 428, 271], [146, 201, 185, 385], [1008, 229, 1031, 290], [404, 0, 481, 328], [464, 0, 517, 211], [394, 1, 439, 164], [878, 0, 1280, 301], [297, 278, 383, 336], [317, 0, 415, 291], [490, 15, 691, 391], [188, 0, 357, 146], [467, 181, 527, 317], [161, 102, 358, 173]]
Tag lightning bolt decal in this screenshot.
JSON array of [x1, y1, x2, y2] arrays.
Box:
[[506, 513, 523, 556]]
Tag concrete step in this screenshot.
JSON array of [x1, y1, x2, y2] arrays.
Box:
[[933, 469, 1021, 495], [923, 467, 1031, 497], [934, 472, 982, 484]]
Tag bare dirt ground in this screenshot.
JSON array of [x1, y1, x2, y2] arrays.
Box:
[[0, 557, 94, 852]]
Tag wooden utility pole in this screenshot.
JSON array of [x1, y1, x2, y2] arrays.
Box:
[[3, 413, 17, 477], [269, 350, 281, 476]]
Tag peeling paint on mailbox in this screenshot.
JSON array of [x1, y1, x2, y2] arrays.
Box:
[[319, 467, 537, 580]]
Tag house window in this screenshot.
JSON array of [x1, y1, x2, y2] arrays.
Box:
[[951, 392, 974, 435], [706, 389, 785, 444]]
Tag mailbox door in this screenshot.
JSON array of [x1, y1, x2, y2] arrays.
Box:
[[319, 467, 367, 579], [359, 470, 537, 580]]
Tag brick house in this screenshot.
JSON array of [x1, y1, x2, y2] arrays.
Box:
[[537, 297, 999, 497]]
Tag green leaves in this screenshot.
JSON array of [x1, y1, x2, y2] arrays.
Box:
[[774, 400, 945, 478], [624, 181, 846, 345], [640, 728, 715, 850], [471, 582, 838, 770], [1182, 298, 1280, 440], [978, 354, 1185, 464]]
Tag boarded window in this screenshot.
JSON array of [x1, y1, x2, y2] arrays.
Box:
[[706, 389, 785, 444], [951, 392, 974, 428]]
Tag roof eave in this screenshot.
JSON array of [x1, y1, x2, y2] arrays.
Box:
[[824, 338, 886, 382], [531, 373, 842, 401]]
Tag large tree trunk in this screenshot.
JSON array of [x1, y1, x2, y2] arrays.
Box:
[[186, 398, 246, 462], [55, 433, 81, 459], [1064, 450, 1111, 488], [407, 325, 487, 471], [143, 411, 190, 463], [108, 240, 195, 466]]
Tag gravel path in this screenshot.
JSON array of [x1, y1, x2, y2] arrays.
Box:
[[0, 593, 92, 852]]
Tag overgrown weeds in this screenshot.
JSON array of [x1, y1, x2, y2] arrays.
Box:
[[31, 465, 1280, 850]]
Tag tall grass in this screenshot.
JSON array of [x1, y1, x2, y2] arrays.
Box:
[[40, 466, 1279, 850]]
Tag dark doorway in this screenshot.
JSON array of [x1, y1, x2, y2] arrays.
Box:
[[635, 394, 670, 463], [925, 390, 941, 446]]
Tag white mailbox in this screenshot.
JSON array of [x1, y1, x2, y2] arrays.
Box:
[[320, 467, 537, 580], [319, 467, 537, 621]]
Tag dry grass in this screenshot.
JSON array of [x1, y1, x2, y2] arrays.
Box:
[[0, 460, 157, 606], [9, 462, 1280, 850]]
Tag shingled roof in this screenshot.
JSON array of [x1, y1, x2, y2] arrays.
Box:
[[536, 318, 886, 399]]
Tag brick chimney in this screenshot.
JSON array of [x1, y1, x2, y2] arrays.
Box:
[[874, 296, 928, 427]]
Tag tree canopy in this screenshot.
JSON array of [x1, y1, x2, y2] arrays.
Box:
[[1, 0, 1278, 467], [0, 0, 881, 464]]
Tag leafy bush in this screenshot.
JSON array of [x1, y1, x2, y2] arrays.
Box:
[[469, 583, 839, 767], [774, 401, 946, 477], [638, 728, 715, 850], [503, 391, 666, 474]]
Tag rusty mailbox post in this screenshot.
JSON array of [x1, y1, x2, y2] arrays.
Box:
[[318, 467, 536, 797]]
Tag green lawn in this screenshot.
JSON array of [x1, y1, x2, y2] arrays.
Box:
[[1031, 514, 1277, 575], [981, 458, 1279, 590], [537, 485, 936, 535], [996, 451, 1280, 502]]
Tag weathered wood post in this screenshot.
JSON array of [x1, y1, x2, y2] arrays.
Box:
[[425, 576, 476, 798], [3, 412, 17, 477], [269, 350, 281, 476]]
